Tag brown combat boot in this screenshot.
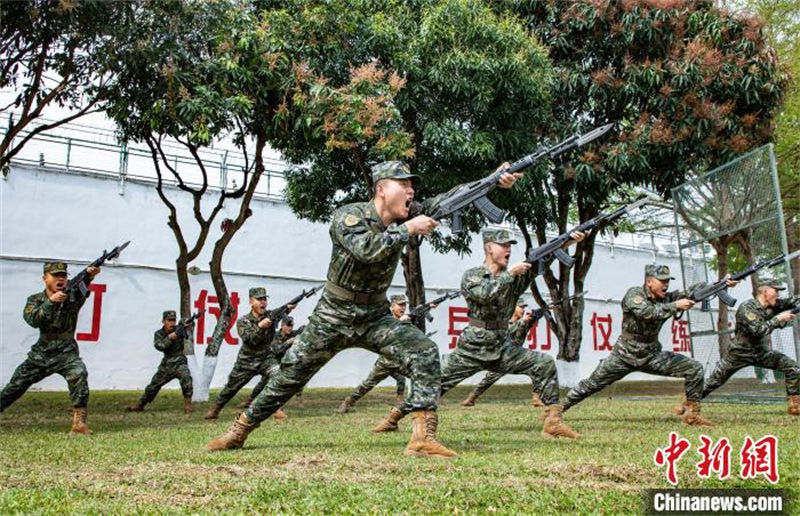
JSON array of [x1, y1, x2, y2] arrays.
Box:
[[336, 397, 354, 414], [203, 403, 222, 420], [671, 398, 687, 416], [404, 411, 457, 458], [236, 397, 252, 409], [542, 405, 580, 439], [531, 392, 545, 407], [395, 394, 404, 405], [459, 393, 478, 407], [183, 397, 193, 414], [126, 401, 145, 412], [681, 401, 714, 427], [205, 412, 260, 451], [788, 395, 799, 416], [70, 407, 92, 436], [372, 407, 404, 433], [273, 408, 287, 420]]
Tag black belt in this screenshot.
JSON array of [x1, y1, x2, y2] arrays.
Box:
[[41, 332, 74, 342], [621, 330, 656, 343], [468, 318, 505, 330], [325, 281, 387, 305]]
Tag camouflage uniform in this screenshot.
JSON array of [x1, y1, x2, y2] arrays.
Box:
[[214, 308, 281, 408], [137, 325, 193, 404], [563, 265, 705, 409], [1, 263, 92, 411], [396, 230, 560, 416], [344, 294, 412, 405], [703, 294, 800, 397], [249, 322, 301, 400], [468, 316, 533, 398], [244, 170, 443, 424]]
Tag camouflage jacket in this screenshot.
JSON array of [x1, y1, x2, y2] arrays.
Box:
[[272, 326, 302, 358], [315, 197, 441, 335], [235, 312, 276, 364], [457, 264, 536, 360], [508, 318, 532, 347], [615, 283, 701, 361], [23, 284, 91, 359], [153, 328, 187, 360], [732, 297, 798, 352]]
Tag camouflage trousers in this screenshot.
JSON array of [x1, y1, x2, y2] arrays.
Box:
[[347, 356, 406, 403], [248, 369, 303, 400], [468, 369, 537, 400], [215, 358, 280, 408], [139, 357, 193, 404], [703, 348, 800, 397], [398, 344, 558, 415], [563, 349, 704, 410], [1, 351, 89, 410], [246, 314, 440, 423]]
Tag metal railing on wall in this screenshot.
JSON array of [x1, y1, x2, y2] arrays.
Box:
[[1, 126, 288, 202]]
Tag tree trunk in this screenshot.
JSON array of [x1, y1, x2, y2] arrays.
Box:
[[402, 236, 427, 331], [197, 134, 266, 397], [710, 237, 732, 355], [560, 232, 596, 362]]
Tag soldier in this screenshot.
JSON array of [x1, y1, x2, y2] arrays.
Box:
[[0, 261, 100, 434], [239, 315, 304, 409], [458, 297, 545, 407], [336, 294, 411, 414], [202, 287, 289, 421], [125, 310, 194, 414], [373, 228, 584, 439], [561, 264, 737, 426], [205, 160, 522, 458], [696, 280, 799, 416]]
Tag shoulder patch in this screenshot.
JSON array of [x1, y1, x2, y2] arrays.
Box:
[[632, 295, 644, 305], [24, 304, 33, 314], [344, 214, 360, 227], [747, 312, 757, 321]]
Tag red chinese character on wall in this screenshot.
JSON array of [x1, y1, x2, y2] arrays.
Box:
[[671, 319, 691, 352], [740, 435, 779, 484], [654, 432, 692, 485], [591, 312, 613, 351], [696, 435, 731, 480], [193, 289, 240, 345], [447, 306, 469, 349], [528, 321, 551, 351], [76, 283, 107, 342]]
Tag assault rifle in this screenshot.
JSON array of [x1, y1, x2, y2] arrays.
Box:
[[175, 310, 204, 341], [689, 250, 800, 312], [529, 291, 587, 329], [427, 124, 614, 232], [267, 284, 324, 323], [61, 241, 130, 303], [525, 197, 649, 274], [408, 291, 461, 322], [789, 298, 800, 315]]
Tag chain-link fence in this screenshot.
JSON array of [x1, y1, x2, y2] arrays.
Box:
[[672, 144, 798, 402]]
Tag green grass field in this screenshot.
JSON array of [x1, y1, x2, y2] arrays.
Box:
[[1, 380, 796, 514]]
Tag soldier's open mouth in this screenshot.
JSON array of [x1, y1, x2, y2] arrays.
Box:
[[504, 253, 510, 261], [405, 199, 412, 209]]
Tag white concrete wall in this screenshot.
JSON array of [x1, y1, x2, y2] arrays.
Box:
[[1, 162, 753, 394]]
